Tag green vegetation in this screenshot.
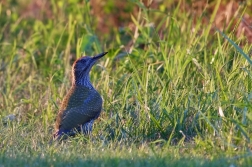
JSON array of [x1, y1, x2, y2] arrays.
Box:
[[0, 0, 252, 166]]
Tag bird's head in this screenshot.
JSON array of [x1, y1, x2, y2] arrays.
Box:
[[72, 52, 108, 86]]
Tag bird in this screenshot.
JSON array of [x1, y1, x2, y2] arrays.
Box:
[[53, 52, 108, 140]]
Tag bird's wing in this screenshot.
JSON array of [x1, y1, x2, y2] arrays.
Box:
[[55, 86, 102, 131], [59, 92, 102, 130], [59, 107, 95, 130]]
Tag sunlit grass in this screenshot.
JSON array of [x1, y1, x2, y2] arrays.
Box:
[[0, 0, 252, 166]]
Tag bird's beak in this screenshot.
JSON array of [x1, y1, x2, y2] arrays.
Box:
[[93, 52, 108, 60]]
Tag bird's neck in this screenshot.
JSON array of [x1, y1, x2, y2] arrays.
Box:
[[73, 75, 94, 89]]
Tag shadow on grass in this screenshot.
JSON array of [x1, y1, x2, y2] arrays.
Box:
[[0, 153, 251, 167]]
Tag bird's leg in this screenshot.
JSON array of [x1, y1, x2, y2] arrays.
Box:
[[81, 120, 94, 141], [81, 120, 94, 134]]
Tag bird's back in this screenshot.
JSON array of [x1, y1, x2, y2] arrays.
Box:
[[55, 85, 102, 133]]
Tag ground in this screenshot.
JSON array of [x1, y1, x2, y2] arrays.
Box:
[[0, 0, 252, 166]]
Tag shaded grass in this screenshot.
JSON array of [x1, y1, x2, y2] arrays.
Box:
[[1, 147, 251, 167], [0, 0, 252, 166]]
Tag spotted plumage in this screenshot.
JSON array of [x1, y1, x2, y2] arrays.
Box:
[[54, 52, 107, 140]]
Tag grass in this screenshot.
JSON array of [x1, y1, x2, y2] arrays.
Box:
[[0, 0, 252, 166]]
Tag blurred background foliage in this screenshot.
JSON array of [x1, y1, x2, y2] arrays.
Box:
[[1, 0, 251, 79], [1, 0, 252, 41]]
